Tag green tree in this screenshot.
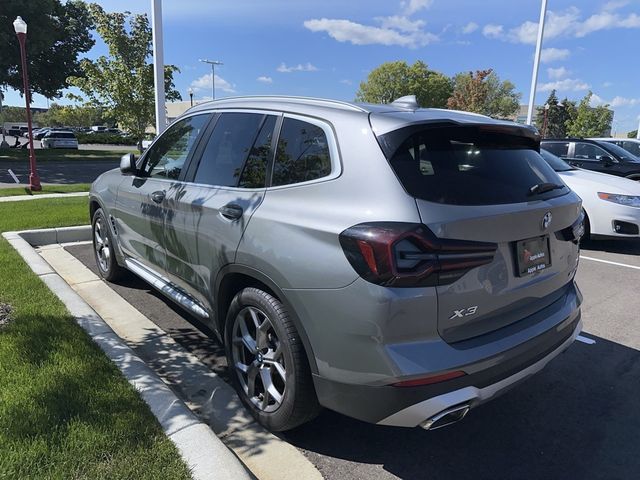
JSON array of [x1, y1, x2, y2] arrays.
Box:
[[535, 90, 575, 138], [68, 4, 181, 150], [0, 106, 26, 123], [33, 103, 113, 128], [0, 0, 93, 99], [628, 130, 638, 139], [447, 69, 520, 118], [565, 92, 613, 138], [355, 61, 452, 108]]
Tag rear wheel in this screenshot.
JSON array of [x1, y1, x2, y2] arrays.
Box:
[[225, 287, 320, 431], [92, 208, 127, 282]]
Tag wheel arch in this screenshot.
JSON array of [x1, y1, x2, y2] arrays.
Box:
[[214, 264, 319, 375]]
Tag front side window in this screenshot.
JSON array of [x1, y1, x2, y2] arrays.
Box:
[[194, 113, 275, 188], [143, 114, 210, 179], [272, 118, 332, 186], [381, 126, 566, 205], [574, 143, 611, 162]]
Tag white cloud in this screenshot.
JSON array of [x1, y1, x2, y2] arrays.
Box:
[[190, 74, 235, 93], [276, 62, 319, 73], [482, 24, 504, 38], [400, 0, 433, 16], [490, 5, 640, 44], [340, 79, 353, 85], [547, 66, 570, 80], [610, 96, 640, 107], [304, 18, 438, 48], [590, 93, 605, 106], [376, 15, 426, 33], [540, 47, 570, 63], [603, 81, 614, 88], [461, 22, 478, 34], [257, 76, 273, 84], [538, 78, 590, 92]]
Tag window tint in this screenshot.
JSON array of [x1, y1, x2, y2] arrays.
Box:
[[194, 113, 274, 188], [383, 126, 566, 206], [272, 118, 332, 186], [623, 141, 640, 156], [574, 142, 610, 161], [143, 114, 210, 180], [542, 142, 569, 157]]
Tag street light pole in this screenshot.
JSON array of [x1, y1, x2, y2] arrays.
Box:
[[13, 16, 41, 191], [526, 0, 548, 125], [151, 0, 166, 135], [199, 59, 223, 100], [542, 103, 550, 138], [188, 88, 193, 107]]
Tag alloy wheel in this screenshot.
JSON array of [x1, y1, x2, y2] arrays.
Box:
[[231, 306, 286, 413], [94, 216, 111, 273]]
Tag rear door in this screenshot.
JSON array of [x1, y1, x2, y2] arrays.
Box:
[[162, 111, 278, 312], [379, 124, 582, 343], [113, 113, 211, 273]]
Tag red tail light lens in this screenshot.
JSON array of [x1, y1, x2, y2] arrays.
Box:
[[392, 370, 466, 387], [339, 222, 497, 287]]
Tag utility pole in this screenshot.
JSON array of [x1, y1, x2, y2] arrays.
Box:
[[151, 0, 166, 134], [199, 59, 223, 100], [526, 0, 548, 125]]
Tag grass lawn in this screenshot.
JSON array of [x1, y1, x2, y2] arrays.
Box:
[[0, 148, 133, 163], [0, 198, 192, 479], [0, 184, 90, 198]]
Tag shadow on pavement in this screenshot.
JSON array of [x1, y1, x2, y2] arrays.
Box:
[[282, 334, 640, 480], [581, 237, 640, 255]]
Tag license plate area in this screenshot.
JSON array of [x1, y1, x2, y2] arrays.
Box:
[[516, 235, 551, 277]]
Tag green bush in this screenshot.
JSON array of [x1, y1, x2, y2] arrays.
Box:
[[76, 132, 137, 145]]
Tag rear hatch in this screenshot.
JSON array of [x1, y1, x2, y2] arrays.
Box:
[[373, 118, 582, 343]]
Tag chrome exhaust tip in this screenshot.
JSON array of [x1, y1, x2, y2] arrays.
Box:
[[420, 404, 470, 430]]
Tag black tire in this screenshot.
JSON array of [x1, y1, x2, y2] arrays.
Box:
[[582, 209, 591, 241], [91, 208, 127, 282], [225, 287, 320, 431]]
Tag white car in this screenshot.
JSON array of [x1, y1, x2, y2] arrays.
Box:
[[41, 130, 79, 149], [541, 149, 640, 239], [590, 137, 640, 157]]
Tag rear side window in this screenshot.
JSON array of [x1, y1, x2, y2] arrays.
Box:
[[194, 113, 275, 188], [272, 118, 332, 186], [623, 141, 640, 156], [382, 126, 566, 206], [542, 142, 569, 157]]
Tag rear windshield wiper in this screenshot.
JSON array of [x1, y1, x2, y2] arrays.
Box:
[[528, 182, 565, 196]]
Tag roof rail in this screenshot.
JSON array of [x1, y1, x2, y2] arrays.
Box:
[[196, 95, 368, 113]]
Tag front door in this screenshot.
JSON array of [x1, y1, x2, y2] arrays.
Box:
[[114, 113, 212, 272], [162, 112, 278, 315]]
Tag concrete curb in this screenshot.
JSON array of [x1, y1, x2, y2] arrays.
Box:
[[2, 227, 253, 480], [0, 191, 89, 202]]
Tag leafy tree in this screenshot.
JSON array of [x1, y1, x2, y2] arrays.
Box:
[[355, 61, 452, 108], [0, 106, 27, 123], [565, 92, 613, 138], [447, 69, 520, 118], [628, 130, 638, 139], [535, 90, 575, 138], [0, 0, 93, 98], [33, 103, 114, 128], [68, 4, 181, 150]]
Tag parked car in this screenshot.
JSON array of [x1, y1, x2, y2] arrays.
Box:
[[32, 128, 51, 140], [41, 130, 79, 149], [90, 96, 583, 432], [542, 138, 640, 180], [540, 149, 640, 238], [590, 137, 640, 157], [7, 125, 21, 136]]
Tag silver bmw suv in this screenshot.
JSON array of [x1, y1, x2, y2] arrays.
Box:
[[90, 95, 584, 432]]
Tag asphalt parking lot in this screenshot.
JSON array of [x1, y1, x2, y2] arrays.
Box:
[[65, 238, 640, 480]]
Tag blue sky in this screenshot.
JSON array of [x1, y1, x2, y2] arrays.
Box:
[[6, 0, 640, 133]]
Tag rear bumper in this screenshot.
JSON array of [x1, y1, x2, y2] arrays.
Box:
[[312, 308, 581, 426]]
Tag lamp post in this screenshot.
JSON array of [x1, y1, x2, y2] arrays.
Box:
[[188, 87, 194, 107], [542, 103, 550, 138], [13, 16, 41, 191], [199, 59, 223, 99], [526, 0, 548, 125]]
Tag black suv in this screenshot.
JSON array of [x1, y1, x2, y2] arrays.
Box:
[[541, 138, 640, 180]]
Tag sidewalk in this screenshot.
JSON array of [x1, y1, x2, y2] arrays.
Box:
[[0, 192, 89, 202]]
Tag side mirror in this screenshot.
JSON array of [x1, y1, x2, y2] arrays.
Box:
[[600, 155, 614, 166], [120, 153, 137, 174]]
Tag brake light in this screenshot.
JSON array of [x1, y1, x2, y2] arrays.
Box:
[[339, 222, 498, 287], [557, 211, 585, 244], [392, 370, 466, 387]]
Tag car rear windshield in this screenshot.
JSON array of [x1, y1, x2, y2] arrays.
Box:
[[379, 125, 567, 205], [51, 132, 76, 138]]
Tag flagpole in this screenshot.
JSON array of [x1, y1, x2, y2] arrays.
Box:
[[526, 0, 548, 125]]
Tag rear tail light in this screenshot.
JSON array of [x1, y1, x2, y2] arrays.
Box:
[[339, 222, 498, 287], [391, 370, 466, 387]]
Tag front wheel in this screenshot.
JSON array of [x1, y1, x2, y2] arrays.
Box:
[[92, 208, 127, 282], [225, 287, 320, 431]]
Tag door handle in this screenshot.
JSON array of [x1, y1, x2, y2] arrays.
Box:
[[151, 190, 165, 203], [220, 203, 243, 220]]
